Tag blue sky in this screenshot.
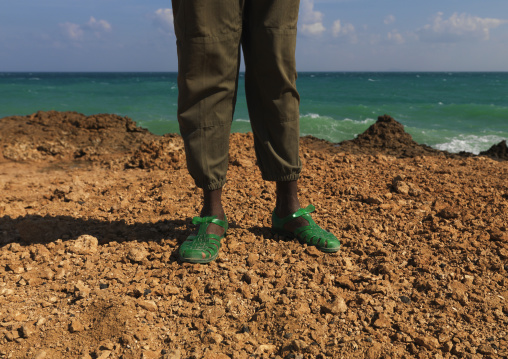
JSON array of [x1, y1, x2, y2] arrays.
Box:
[[1, 0, 508, 71]]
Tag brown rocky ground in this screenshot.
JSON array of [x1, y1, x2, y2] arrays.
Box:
[[0, 112, 507, 359]]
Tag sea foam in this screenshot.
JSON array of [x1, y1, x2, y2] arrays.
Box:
[[434, 134, 505, 155]]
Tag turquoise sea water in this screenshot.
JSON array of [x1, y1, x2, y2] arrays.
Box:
[[1, 72, 507, 154]]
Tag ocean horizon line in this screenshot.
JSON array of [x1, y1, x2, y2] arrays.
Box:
[[2, 70, 508, 74]]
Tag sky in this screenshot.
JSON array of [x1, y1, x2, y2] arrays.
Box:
[[1, 0, 508, 72]]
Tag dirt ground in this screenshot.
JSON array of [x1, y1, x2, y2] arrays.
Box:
[[0, 111, 507, 359]]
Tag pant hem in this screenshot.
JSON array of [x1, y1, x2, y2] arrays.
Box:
[[197, 179, 227, 191], [262, 173, 300, 182]]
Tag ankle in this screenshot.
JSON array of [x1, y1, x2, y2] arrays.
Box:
[[275, 197, 301, 218], [200, 203, 225, 218], [202, 188, 224, 218], [275, 181, 301, 217], [275, 203, 301, 218]]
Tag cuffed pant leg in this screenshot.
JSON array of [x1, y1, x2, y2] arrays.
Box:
[[172, 0, 243, 190], [242, 0, 302, 182]]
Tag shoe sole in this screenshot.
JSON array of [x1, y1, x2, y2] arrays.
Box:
[[179, 252, 219, 264], [272, 228, 341, 253]]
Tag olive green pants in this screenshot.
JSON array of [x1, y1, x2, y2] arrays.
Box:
[[172, 0, 302, 190]]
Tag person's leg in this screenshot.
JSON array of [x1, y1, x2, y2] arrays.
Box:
[[173, 0, 243, 195], [242, 0, 301, 184], [243, 0, 340, 251], [242, 0, 303, 218], [172, 0, 244, 216], [201, 188, 225, 237], [275, 180, 309, 231], [172, 0, 243, 260]]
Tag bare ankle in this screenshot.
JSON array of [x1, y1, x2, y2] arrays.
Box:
[[202, 188, 224, 218], [275, 180, 301, 217]]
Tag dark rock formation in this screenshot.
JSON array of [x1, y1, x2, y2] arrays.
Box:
[[335, 114, 441, 158], [480, 140, 508, 160]]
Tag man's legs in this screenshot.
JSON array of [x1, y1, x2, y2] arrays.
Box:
[[173, 0, 242, 192], [172, 0, 243, 236], [242, 0, 308, 227]]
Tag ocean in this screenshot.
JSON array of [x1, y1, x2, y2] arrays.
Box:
[[1, 72, 507, 154]]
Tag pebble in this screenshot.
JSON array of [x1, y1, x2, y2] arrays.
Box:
[[55, 268, 66, 280], [256, 290, 273, 303], [399, 295, 411, 304], [188, 288, 199, 303], [208, 333, 223, 344], [142, 350, 162, 359], [68, 235, 98, 255], [138, 299, 158, 312], [20, 324, 33, 338], [365, 342, 382, 359], [364, 196, 383, 205], [69, 319, 85, 333], [322, 296, 348, 314], [392, 178, 410, 195], [0, 288, 15, 296], [127, 247, 148, 262], [443, 341, 453, 353], [246, 253, 259, 267], [99, 340, 115, 350], [40, 268, 55, 281], [74, 280, 91, 298], [6, 263, 24, 274], [305, 246, 322, 257], [415, 335, 440, 350], [96, 350, 112, 359], [477, 344, 496, 355], [291, 339, 308, 351], [372, 313, 391, 328], [255, 344, 276, 355]]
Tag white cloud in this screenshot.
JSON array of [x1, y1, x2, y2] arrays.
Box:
[[60, 22, 84, 40], [302, 22, 326, 36], [384, 15, 396, 25], [154, 8, 174, 34], [85, 17, 112, 37], [332, 19, 357, 43], [300, 0, 326, 36], [387, 29, 404, 44], [60, 17, 111, 41], [418, 12, 508, 42]]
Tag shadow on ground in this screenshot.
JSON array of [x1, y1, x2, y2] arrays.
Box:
[[0, 215, 189, 248]]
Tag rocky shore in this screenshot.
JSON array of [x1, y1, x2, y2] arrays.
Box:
[[0, 111, 507, 359]]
